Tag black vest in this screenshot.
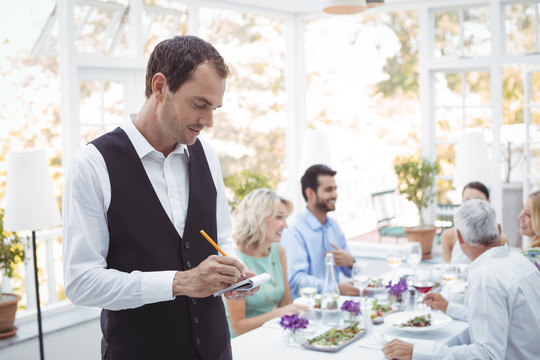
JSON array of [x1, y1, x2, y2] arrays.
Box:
[[91, 128, 231, 360]]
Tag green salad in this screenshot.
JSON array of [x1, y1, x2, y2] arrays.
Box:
[[307, 323, 363, 347]]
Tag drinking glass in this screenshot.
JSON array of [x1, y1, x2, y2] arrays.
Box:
[[405, 242, 422, 280], [299, 277, 318, 309], [412, 268, 435, 310], [441, 264, 458, 299], [352, 262, 369, 299], [386, 247, 402, 283]]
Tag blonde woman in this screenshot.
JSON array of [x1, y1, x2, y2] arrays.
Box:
[[225, 189, 308, 337], [518, 191, 540, 270]]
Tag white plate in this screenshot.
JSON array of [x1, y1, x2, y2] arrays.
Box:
[[384, 311, 452, 333]]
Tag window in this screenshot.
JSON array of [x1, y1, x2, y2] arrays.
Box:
[[504, 1, 540, 54], [434, 6, 491, 58]]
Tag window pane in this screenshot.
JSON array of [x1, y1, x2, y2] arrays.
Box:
[[80, 81, 102, 125], [437, 178, 454, 204], [465, 71, 490, 105], [463, 7, 491, 56], [74, 3, 127, 55], [505, 3, 536, 54], [435, 72, 461, 107], [199, 7, 286, 185], [143, 5, 188, 56], [465, 107, 491, 130], [532, 107, 540, 126], [532, 72, 540, 104], [436, 143, 455, 177], [103, 82, 124, 125], [436, 108, 463, 141], [502, 66, 525, 125], [81, 126, 102, 147], [435, 9, 459, 57]]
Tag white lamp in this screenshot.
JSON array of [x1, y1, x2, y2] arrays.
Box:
[[4, 149, 61, 360], [453, 131, 491, 191], [323, 0, 367, 14]]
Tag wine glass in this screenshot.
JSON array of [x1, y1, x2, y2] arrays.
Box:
[[386, 247, 402, 283], [441, 264, 458, 299], [352, 262, 369, 299], [412, 268, 435, 310], [406, 242, 422, 280]]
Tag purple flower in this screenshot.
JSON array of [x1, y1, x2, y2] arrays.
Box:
[[279, 314, 309, 331], [340, 300, 361, 315], [386, 279, 408, 302]]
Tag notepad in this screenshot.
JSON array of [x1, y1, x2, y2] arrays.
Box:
[[213, 272, 271, 297]]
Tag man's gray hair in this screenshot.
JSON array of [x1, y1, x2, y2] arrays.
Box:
[[454, 199, 499, 246]]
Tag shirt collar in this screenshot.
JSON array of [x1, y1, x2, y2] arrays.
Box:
[[122, 114, 189, 159], [302, 207, 326, 230], [469, 243, 510, 273]]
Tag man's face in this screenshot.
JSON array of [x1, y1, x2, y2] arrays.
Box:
[[313, 175, 338, 213], [158, 62, 226, 146]]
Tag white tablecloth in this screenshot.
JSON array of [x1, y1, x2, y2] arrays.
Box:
[[231, 315, 469, 360]]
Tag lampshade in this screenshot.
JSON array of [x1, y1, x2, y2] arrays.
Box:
[[299, 129, 332, 176], [367, 0, 385, 8], [323, 0, 367, 15], [453, 132, 491, 191], [4, 149, 61, 231]]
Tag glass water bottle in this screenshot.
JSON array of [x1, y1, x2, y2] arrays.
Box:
[[321, 252, 340, 326]]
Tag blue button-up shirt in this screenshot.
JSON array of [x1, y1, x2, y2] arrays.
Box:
[[282, 208, 353, 299]]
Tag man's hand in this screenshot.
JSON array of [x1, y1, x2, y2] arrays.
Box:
[[327, 243, 354, 267], [173, 255, 247, 298], [338, 281, 360, 296], [422, 292, 448, 313], [382, 339, 413, 360]]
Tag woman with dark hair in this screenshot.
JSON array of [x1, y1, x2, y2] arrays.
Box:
[[441, 182, 508, 263]]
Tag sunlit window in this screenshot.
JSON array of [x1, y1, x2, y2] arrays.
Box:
[[434, 6, 491, 57], [505, 1, 540, 54]]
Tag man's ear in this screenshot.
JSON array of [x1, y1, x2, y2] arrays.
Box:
[[456, 230, 464, 245], [498, 223, 501, 236], [152, 73, 167, 102], [305, 187, 315, 202]]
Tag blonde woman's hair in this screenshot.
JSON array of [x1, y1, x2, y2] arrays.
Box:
[[233, 188, 293, 250], [529, 191, 540, 248]]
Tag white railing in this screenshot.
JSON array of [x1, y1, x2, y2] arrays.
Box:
[[1, 227, 68, 322]]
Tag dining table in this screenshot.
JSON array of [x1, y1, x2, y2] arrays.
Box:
[[232, 248, 471, 359], [231, 309, 469, 359]]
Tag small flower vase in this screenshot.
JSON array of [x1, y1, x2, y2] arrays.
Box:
[[343, 311, 360, 326], [282, 328, 307, 346]]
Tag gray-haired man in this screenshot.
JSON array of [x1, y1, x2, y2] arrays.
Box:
[[383, 199, 540, 360]]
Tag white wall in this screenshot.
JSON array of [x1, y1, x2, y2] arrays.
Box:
[[0, 318, 101, 360]]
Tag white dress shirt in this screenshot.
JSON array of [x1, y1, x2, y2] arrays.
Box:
[[413, 244, 540, 359], [62, 117, 235, 311]]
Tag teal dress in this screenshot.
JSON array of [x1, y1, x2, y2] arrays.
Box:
[[227, 243, 286, 338]]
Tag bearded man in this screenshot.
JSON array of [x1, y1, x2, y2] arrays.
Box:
[[282, 164, 358, 299]]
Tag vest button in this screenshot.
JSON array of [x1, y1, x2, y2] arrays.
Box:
[[185, 242, 190, 249], [196, 337, 201, 345], [192, 298, 197, 305], [194, 316, 199, 324], [186, 261, 192, 268]]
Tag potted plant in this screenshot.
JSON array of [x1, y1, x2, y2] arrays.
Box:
[[393, 155, 440, 259], [0, 208, 25, 339]]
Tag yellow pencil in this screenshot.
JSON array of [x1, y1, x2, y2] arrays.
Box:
[[200, 230, 228, 256]]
